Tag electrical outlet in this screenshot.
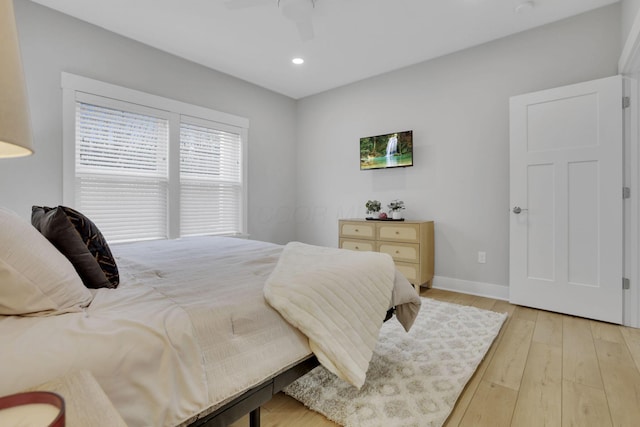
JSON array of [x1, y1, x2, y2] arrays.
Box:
[[478, 251, 486, 264]]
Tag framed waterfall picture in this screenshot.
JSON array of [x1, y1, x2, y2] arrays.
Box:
[[360, 130, 413, 170]]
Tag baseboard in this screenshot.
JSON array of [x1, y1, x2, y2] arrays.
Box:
[[431, 276, 509, 301]]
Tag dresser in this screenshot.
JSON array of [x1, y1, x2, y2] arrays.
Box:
[[338, 219, 434, 289]]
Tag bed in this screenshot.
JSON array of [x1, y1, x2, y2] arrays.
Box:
[[0, 207, 421, 427]]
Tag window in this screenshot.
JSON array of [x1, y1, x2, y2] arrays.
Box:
[[75, 100, 170, 241], [62, 73, 248, 242], [180, 118, 243, 236]]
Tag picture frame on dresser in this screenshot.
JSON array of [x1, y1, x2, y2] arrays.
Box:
[[338, 219, 434, 289]]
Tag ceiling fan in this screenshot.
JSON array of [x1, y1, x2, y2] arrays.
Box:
[[224, 0, 316, 41]]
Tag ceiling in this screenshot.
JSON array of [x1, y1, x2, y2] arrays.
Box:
[[30, 0, 619, 99]]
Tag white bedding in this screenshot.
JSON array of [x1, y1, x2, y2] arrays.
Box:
[[0, 236, 420, 427]]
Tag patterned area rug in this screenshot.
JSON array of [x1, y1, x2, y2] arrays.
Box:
[[283, 297, 507, 427]]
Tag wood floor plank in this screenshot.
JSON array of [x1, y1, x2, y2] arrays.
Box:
[[491, 299, 517, 317], [562, 316, 604, 389], [483, 317, 535, 391], [265, 394, 337, 427], [423, 288, 459, 303], [590, 321, 625, 344], [450, 292, 477, 306], [532, 311, 563, 347], [513, 305, 539, 322], [562, 380, 613, 427], [510, 342, 562, 427], [593, 339, 640, 427], [470, 296, 496, 311], [230, 393, 337, 427], [620, 326, 640, 373], [458, 381, 517, 427]]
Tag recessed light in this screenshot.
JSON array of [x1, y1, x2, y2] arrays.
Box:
[[292, 57, 304, 65]]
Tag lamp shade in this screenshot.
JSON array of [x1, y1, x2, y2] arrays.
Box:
[[0, 0, 33, 158]]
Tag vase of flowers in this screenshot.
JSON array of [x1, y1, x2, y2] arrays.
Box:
[[388, 200, 405, 219], [365, 200, 381, 218]]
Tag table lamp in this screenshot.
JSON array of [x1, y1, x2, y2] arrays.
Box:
[[0, 0, 34, 158]]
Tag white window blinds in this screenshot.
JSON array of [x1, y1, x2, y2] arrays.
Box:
[[180, 118, 243, 236], [75, 101, 169, 242]]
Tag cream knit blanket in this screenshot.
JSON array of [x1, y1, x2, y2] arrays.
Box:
[[264, 242, 395, 388]]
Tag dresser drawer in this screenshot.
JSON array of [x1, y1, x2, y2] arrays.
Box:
[[377, 223, 420, 243], [340, 238, 375, 252], [377, 242, 420, 263], [340, 222, 375, 240], [395, 262, 419, 284]]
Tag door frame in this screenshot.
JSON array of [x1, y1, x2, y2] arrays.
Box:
[[620, 12, 640, 328], [623, 76, 638, 328]]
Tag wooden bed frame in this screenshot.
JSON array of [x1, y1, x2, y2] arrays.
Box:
[[187, 308, 395, 427]]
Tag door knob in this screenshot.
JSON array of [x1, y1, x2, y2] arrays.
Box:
[[512, 206, 528, 214]]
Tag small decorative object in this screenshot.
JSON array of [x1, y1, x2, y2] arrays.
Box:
[[365, 200, 381, 218], [379, 212, 388, 219], [388, 200, 405, 220]]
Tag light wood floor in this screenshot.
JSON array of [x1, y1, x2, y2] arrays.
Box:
[[231, 288, 640, 427]]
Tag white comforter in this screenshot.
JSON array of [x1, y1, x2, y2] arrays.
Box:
[[0, 237, 420, 427]]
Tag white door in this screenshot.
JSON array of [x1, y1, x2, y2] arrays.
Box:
[[509, 75, 623, 324]]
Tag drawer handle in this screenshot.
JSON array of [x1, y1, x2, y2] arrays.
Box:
[[395, 250, 400, 254], [355, 229, 359, 232], [355, 246, 359, 250], [395, 231, 400, 235]]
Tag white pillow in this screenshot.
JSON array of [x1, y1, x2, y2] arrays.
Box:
[[0, 207, 93, 316]]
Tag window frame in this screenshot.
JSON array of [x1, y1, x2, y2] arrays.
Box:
[[62, 72, 249, 240], [179, 115, 245, 237]]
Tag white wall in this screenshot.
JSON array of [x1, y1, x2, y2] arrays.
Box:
[[623, 0, 640, 44], [294, 5, 622, 296], [2, 0, 298, 244]]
